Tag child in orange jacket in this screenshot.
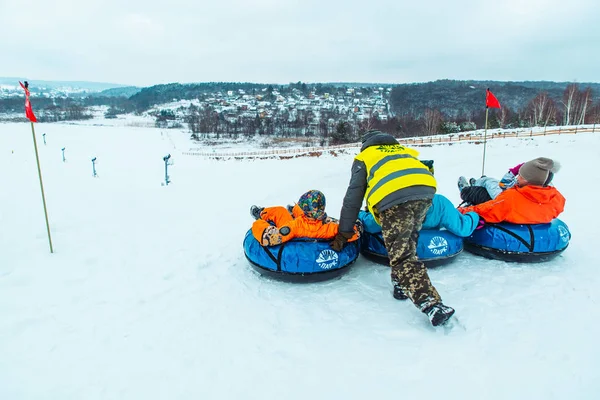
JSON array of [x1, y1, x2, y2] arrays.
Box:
[[458, 157, 566, 224], [251, 190, 360, 247]]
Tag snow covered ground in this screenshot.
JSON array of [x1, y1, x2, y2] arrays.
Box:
[[0, 122, 598, 399]]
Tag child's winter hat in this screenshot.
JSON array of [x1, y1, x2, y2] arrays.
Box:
[[297, 190, 327, 220], [519, 157, 560, 186]]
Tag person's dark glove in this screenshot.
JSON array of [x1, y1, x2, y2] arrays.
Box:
[[330, 232, 354, 252]]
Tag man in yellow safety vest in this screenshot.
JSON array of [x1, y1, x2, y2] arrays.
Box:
[[331, 130, 455, 327]]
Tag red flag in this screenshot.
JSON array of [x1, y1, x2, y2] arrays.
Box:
[[19, 81, 37, 122], [486, 88, 501, 109]]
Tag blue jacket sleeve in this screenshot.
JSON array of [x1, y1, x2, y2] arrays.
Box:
[[423, 194, 479, 237], [448, 211, 479, 237]]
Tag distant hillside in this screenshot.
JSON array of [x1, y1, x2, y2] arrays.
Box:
[[390, 80, 600, 117], [0, 77, 127, 92], [95, 86, 141, 97], [317, 82, 394, 88], [3, 78, 599, 133], [129, 82, 279, 110], [127, 81, 389, 111]]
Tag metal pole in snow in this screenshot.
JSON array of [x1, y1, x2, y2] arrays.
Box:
[[481, 108, 489, 176], [92, 157, 97, 177], [61, 147, 66, 162], [163, 154, 171, 185], [30, 122, 54, 253]]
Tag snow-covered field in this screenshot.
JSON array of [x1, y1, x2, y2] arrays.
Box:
[[0, 122, 598, 399]]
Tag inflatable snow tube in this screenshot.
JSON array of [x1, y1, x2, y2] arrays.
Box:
[[243, 229, 360, 282], [358, 211, 463, 267], [464, 219, 571, 262]]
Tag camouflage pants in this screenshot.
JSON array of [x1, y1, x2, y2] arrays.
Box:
[[379, 199, 441, 311]]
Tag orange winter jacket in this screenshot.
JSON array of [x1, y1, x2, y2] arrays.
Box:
[[252, 205, 360, 246], [459, 185, 565, 224]]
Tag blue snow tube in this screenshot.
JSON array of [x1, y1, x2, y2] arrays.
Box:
[[464, 219, 571, 262], [243, 229, 360, 282], [358, 210, 463, 267]]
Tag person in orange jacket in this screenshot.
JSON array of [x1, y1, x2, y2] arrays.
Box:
[[458, 157, 565, 224], [250, 190, 360, 247]]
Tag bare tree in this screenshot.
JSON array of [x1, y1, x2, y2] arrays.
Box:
[[577, 87, 593, 125], [527, 92, 556, 127], [422, 108, 442, 135], [561, 83, 578, 125], [588, 102, 600, 127], [357, 108, 376, 133], [496, 106, 511, 129]]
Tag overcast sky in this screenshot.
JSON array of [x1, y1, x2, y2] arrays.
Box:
[[1, 0, 598, 87]]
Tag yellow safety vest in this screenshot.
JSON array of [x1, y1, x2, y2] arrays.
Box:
[[356, 144, 436, 218]]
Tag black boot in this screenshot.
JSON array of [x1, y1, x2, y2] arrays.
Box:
[[393, 285, 408, 300], [423, 303, 455, 326], [250, 205, 264, 220], [457, 176, 470, 191]]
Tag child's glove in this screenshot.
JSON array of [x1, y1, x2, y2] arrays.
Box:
[[508, 162, 524, 176], [324, 216, 339, 224], [261, 226, 284, 246], [355, 219, 364, 235], [476, 218, 486, 230]]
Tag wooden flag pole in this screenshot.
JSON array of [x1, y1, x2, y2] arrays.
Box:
[[481, 107, 489, 176], [30, 122, 54, 253]]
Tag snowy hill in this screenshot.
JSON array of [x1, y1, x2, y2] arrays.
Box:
[[0, 122, 597, 399], [0, 77, 129, 99]]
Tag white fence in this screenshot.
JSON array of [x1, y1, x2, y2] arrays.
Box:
[[182, 125, 597, 159]]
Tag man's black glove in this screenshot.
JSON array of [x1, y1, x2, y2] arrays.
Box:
[[330, 232, 354, 252]]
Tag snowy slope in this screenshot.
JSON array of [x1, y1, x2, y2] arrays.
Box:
[[0, 123, 598, 399]]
